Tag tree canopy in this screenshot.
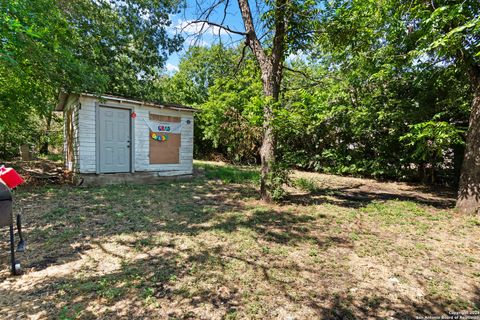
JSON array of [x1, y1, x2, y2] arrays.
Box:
[[0, 0, 182, 157]]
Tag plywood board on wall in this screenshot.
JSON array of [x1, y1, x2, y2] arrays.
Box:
[[149, 113, 181, 164]]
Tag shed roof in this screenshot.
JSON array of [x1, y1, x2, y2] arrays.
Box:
[[55, 92, 197, 112]]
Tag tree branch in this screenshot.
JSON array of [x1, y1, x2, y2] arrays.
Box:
[[282, 65, 312, 79], [237, 0, 269, 68], [234, 43, 249, 75], [184, 19, 248, 36], [198, 0, 225, 20], [220, 0, 229, 26], [281, 65, 340, 88]]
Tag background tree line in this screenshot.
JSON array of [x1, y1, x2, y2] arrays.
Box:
[[161, 42, 470, 184]]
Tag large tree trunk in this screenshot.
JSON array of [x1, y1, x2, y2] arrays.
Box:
[[259, 73, 279, 202], [456, 71, 480, 214], [257, 51, 282, 201], [237, 0, 285, 202], [259, 101, 276, 201]]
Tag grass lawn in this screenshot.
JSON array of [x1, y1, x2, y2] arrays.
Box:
[[0, 161, 479, 319]]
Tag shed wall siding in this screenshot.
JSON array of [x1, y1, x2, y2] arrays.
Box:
[[72, 104, 80, 173], [78, 97, 97, 173], [76, 96, 194, 175]]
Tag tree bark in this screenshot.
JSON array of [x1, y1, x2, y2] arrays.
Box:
[[259, 78, 278, 202], [456, 66, 480, 214], [237, 0, 286, 202], [40, 110, 53, 155]]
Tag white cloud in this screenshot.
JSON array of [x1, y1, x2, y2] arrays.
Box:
[[165, 63, 179, 73], [174, 20, 231, 36]]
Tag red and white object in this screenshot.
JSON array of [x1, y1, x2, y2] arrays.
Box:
[[0, 167, 24, 189]]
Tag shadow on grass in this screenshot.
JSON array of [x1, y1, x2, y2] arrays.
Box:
[[0, 241, 477, 319], [0, 164, 475, 319], [0, 250, 220, 319], [286, 185, 455, 209], [0, 175, 258, 275], [318, 289, 480, 320], [206, 208, 352, 248], [196, 162, 455, 209]]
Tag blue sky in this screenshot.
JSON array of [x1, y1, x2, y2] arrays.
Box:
[[165, 0, 252, 72], [164, 0, 305, 73]]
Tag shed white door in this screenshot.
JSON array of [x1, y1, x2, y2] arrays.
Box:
[[98, 107, 131, 173]]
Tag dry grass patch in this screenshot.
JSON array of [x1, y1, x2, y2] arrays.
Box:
[[0, 161, 478, 319]]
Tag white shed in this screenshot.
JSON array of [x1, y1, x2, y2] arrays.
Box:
[[56, 93, 195, 185]]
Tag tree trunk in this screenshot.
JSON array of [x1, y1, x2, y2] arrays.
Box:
[[40, 110, 53, 155], [259, 75, 279, 202], [237, 0, 286, 202], [456, 73, 480, 214], [259, 105, 275, 201]]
